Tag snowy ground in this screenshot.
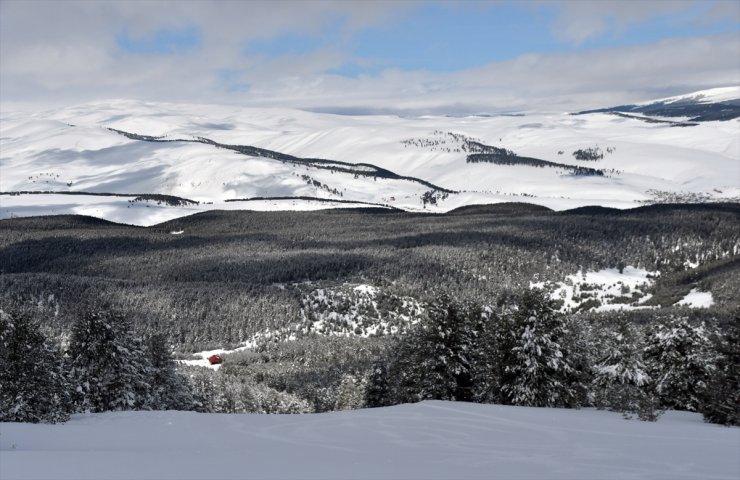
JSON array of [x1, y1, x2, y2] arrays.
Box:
[[532, 266, 660, 312], [179, 342, 261, 370], [1, 401, 737, 480], [531, 266, 718, 313], [2, 90, 738, 224], [675, 288, 715, 308]]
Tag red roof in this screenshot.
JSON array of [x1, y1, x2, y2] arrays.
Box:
[[208, 354, 223, 365]]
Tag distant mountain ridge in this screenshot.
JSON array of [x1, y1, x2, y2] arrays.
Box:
[[575, 86, 740, 122]]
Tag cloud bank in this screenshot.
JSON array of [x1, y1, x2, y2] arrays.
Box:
[[1, 0, 738, 114]]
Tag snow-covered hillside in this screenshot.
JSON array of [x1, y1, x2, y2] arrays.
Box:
[[577, 86, 740, 122], [1, 91, 738, 225], [641, 86, 740, 106], [1, 401, 738, 480]]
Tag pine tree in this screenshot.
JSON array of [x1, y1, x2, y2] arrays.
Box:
[[0, 309, 70, 423], [702, 318, 740, 426], [187, 366, 217, 413], [644, 316, 716, 411], [214, 373, 244, 413], [591, 319, 661, 420], [66, 309, 152, 412], [561, 315, 592, 407], [501, 289, 580, 408], [365, 361, 392, 407], [334, 373, 368, 411], [389, 296, 482, 403], [469, 305, 506, 404], [145, 333, 194, 411]]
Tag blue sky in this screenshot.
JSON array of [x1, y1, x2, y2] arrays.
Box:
[[2, 0, 739, 112], [118, 1, 739, 74], [116, 26, 201, 55]]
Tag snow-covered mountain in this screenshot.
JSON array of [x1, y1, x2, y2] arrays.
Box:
[[1, 88, 738, 225], [577, 86, 740, 122], [643, 86, 740, 106]]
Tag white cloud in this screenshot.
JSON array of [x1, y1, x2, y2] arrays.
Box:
[[1, 0, 738, 114], [695, 0, 740, 27], [547, 0, 698, 45], [226, 33, 740, 114]]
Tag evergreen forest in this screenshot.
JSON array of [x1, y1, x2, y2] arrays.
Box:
[[1, 203, 738, 425]]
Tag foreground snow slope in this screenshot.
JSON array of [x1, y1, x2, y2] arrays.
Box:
[[1, 401, 738, 480], [2, 89, 738, 224]]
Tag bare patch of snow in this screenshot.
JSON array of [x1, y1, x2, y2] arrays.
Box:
[[675, 288, 715, 308], [353, 284, 378, 295], [532, 266, 659, 312], [178, 337, 265, 370]]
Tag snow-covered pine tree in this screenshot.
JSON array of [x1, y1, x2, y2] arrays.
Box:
[[185, 366, 217, 412], [469, 304, 507, 405], [365, 361, 392, 407], [145, 333, 194, 411], [702, 318, 739, 426], [591, 318, 661, 421], [501, 289, 580, 408], [390, 295, 482, 402], [644, 316, 716, 412], [214, 373, 245, 413], [0, 309, 70, 423], [66, 309, 152, 413], [334, 373, 368, 411]]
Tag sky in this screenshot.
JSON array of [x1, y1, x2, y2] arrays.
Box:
[[1, 0, 739, 114]]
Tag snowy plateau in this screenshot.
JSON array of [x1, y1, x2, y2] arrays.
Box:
[[1, 86, 739, 225], [2, 402, 738, 480]]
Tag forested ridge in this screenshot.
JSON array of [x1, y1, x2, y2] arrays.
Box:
[[1, 203, 738, 425]]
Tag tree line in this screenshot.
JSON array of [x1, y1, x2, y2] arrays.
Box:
[[367, 291, 738, 425], [2, 290, 737, 426], [1, 206, 738, 425], [0, 307, 193, 423]]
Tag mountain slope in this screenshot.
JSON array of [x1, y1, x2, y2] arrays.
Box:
[[1, 92, 738, 225], [576, 86, 740, 121]]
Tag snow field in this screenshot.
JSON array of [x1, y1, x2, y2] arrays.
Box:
[[1, 401, 738, 480], [2, 92, 738, 225], [532, 266, 718, 313], [675, 288, 715, 308]]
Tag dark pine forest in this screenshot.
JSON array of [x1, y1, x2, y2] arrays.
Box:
[[1, 203, 738, 425]]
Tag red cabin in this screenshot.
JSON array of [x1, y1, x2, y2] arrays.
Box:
[[208, 354, 224, 365]]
